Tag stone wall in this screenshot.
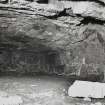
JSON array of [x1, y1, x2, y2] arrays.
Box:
[[0, 49, 65, 75]]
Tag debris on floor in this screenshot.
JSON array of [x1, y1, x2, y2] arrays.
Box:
[[68, 80, 105, 98]]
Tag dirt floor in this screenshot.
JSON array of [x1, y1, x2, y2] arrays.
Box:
[[0, 75, 105, 105]]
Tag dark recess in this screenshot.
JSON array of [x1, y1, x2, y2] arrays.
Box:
[[37, 0, 48, 3], [77, 16, 105, 25], [0, 0, 8, 4]]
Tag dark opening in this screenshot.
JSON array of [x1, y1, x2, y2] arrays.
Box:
[[47, 53, 57, 65], [37, 0, 49, 4], [77, 16, 105, 25], [0, 0, 8, 4]]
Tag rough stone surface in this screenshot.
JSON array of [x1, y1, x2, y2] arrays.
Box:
[[59, 1, 105, 20], [0, 0, 105, 80]]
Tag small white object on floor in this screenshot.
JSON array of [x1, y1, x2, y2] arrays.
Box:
[[68, 80, 105, 98], [0, 95, 23, 105], [83, 97, 91, 101]]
